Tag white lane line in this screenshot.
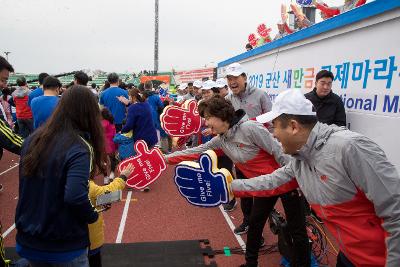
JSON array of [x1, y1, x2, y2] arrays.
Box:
[[115, 191, 132, 243], [0, 163, 19, 176], [1, 164, 19, 239], [2, 223, 15, 238], [218, 205, 246, 250]]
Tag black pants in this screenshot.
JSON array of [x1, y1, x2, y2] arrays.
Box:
[[17, 118, 33, 138], [236, 168, 253, 225], [89, 251, 102, 267], [245, 190, 310, 267], [336, 252, 355, 267]]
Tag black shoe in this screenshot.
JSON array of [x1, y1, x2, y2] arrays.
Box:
[[0, 183, 3, 192], [140, 186, 150, 192], [234, 223, 249, 235], [239, 263, 258, 267], [223, 199, 237, 212]]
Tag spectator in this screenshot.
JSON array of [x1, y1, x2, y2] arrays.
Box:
[[215, 78, 229, 97], [28, 72, 48, 107], [31, 76, 61, 129], [273, 20, 288, 41], [90, 83, 98, 95], [166, 97, 310, 267], [120, 89, 158, 150], [0, 87, 14, 128], [99, 73, 129, 132], [101, 108, 117, 185], [88, 165, 133, 267], [11, 77, 33, 138], [0, 56, 23, 192], [313, 0, 366, 20], [234, 89, 400, 267], [304, 70, 346, 126], [182, 82, 195, 101], [245, 43, 253, 51], [15, 86, 104, 266], [74, 71, 89, 86], [224, 62, 273, 264]]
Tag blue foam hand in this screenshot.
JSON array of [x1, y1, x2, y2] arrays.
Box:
[[174, 153, 231, 207]]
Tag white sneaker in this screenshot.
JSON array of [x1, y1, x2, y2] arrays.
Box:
[[140, 187, 150, 192], [0, 184, 3, 192], [103, 176, 110, 185]]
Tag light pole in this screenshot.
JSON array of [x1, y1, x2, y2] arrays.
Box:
[[4, 52, 11, 61], [154, 0, 159, 74]]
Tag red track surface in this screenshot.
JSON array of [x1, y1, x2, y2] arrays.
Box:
[[0, 150, 338, 266]]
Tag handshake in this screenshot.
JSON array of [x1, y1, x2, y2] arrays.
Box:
[[118, 141, 234, 208]]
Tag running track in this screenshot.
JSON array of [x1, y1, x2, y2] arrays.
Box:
[[0, 150, 338, 266]]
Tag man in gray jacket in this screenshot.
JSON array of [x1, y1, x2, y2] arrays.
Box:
[[231, 89, 400, 267], [223, 62, 273, 234]]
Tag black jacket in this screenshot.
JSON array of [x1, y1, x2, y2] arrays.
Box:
[[15, 134, 98, 252], [304, 88, 346, 127], [0, 118, 22, 159]]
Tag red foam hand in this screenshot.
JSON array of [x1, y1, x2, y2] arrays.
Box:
[[118, 140, 167, 190], [160, 100, 201, 137], [248, 33, 258, 47], [257, 24, 272, 38]]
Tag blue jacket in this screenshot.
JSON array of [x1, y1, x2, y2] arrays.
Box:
[[121, 102, 158, 148], [113, 133, 135, 160], [15, 134, 98, 252], [145, 92, 164, 131]]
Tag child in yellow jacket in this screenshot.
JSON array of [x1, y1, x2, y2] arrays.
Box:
[[88, 164, 133, 267]]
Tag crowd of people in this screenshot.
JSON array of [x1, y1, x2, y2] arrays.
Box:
[[0, 26, 399, 267], [245, 0, 367, 50]]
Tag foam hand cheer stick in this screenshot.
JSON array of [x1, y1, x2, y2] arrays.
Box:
[[248, 33, 258, 48], [118, 140, 167, 190], [160, 100, 201, 137], [174, 150, 233, 207]]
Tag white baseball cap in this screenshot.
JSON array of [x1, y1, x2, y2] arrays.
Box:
[[256, 89, 316, 123], [201, 80, 217, 90], [215, 78, 227, 88], [193, 80, 203, 88], [225, 62, 245, 77], [178, 83, 188, 90]]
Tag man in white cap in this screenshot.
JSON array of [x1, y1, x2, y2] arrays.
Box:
[[177, 83, 189, 102], [200, 80, 218, 101], [193, 80, 203, 101], [225, 62, 272, 119], [215, 78, 229, 97], [231, 89, 400, 267], [224, 62, 273, 235], [181, 82, 195, 102]]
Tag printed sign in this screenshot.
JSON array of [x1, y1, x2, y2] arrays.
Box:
[[174, 150, 233, 207], [118, 140, 167, 190], [160, 100, 202, 137]]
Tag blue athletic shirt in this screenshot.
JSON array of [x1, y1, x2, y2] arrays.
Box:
[[31, 95, 59, 129], [99, 87, 128, 124], [28, 88, 44, 107]]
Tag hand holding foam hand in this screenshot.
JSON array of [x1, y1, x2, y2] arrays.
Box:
[[160, 100, 201, 137], [118, 140, 167, 190], [174, 150, 233, 207]]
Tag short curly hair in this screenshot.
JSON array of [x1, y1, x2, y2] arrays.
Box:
[[198, 96, 235, 123]]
